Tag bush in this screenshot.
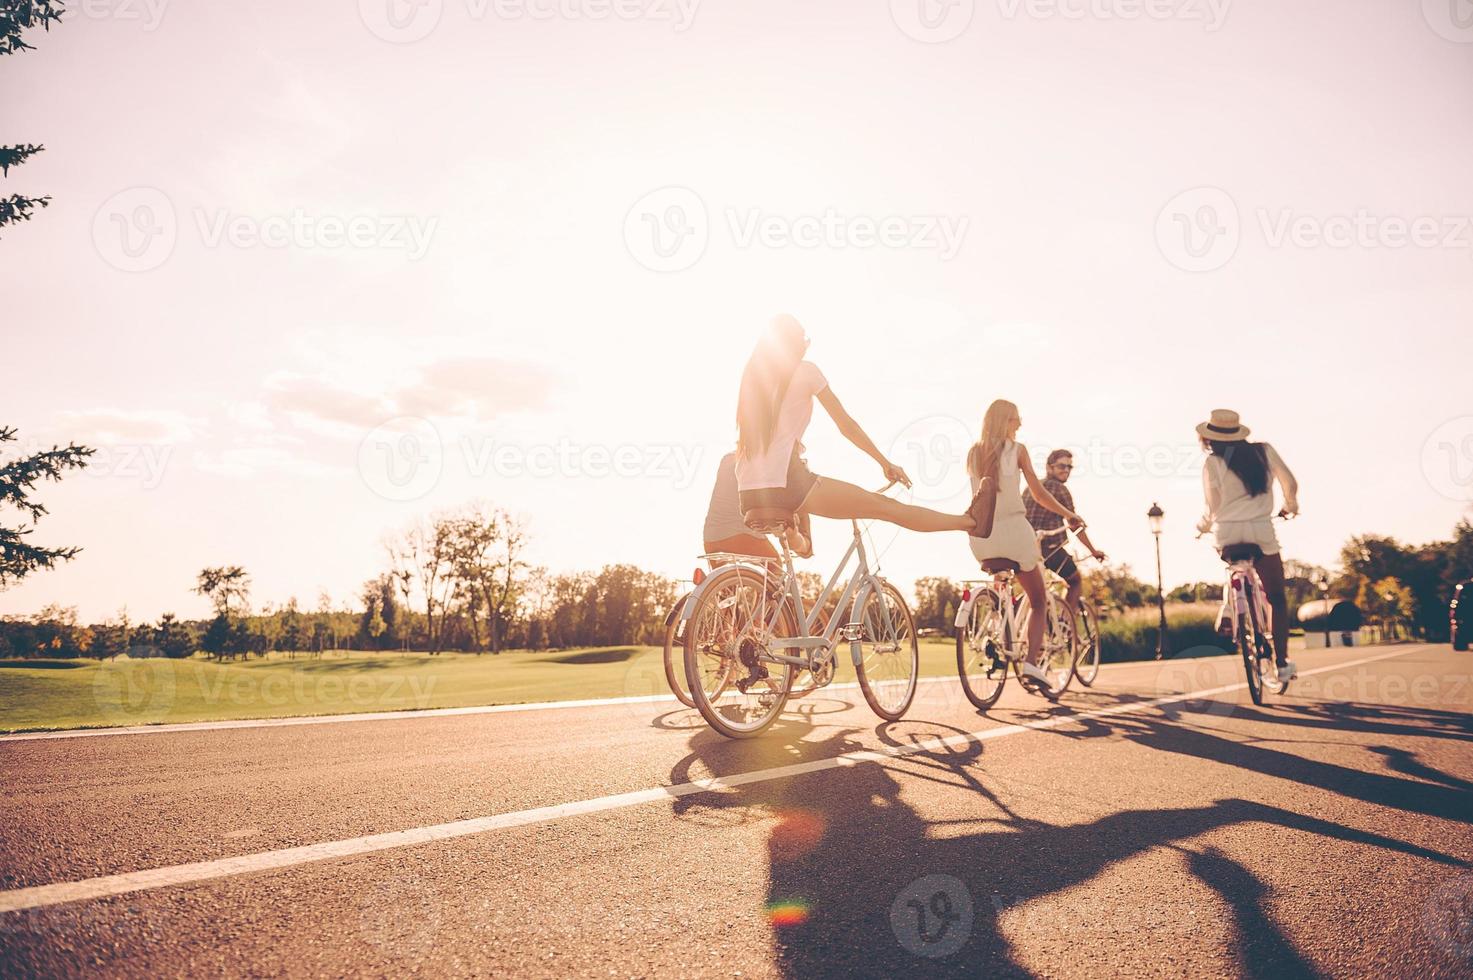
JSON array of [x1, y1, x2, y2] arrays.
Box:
[[1097, 605, 1234, 663]]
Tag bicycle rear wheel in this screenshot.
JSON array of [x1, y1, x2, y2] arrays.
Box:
[[1258, 634, 1289, 695], [662, 593, 695, 707], [1073, 603, 1101, 687], [1238, 623, 1264, 706], [853, 580, 919, 721], [956, 589, 1008, 710], [683, 566, 795, 739]]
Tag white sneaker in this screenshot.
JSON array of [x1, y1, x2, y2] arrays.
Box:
[[1020, 661, 1051, 685], [1277, 661, 1298, 683]]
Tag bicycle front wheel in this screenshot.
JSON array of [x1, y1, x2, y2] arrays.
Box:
[[683, 566, 795, 739], [1073, 603, 1101, 687], [853, 581, 919, 721]]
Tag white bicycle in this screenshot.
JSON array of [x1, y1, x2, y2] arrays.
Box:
[[676, 483, 919, 739], [953, 550, 1078, 709]]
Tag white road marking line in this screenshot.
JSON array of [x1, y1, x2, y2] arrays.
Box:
[[0, 647, 1416, 915], [0, 646, 1315, 742]]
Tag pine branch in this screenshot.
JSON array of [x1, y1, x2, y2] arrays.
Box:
[[0, 143, 43, 175], [0, 427, 93, 523], [0, 526, 80, 590], [0, 193, 50, 230], [0, 1, 66, 56]]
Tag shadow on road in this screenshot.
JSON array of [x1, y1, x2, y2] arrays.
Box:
[[666, 694, 1473, 977]]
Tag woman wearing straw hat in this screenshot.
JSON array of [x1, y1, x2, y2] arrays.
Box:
[[1195, 409, 1300, 682]]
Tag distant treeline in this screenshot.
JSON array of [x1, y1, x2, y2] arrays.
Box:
[[2, 511, 1469, 660]]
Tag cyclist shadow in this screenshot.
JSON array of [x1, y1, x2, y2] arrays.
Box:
[[668, 709, 1470, 977]]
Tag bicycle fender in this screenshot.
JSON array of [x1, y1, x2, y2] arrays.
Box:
[[954, 594, 975, 630]]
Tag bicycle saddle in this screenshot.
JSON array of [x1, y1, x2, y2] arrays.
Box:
[[743, 507, 796, 534], [979, 558, 1021, 574], [1220, 544, 1263, 563]]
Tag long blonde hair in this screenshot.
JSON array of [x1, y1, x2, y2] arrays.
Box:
[[736, 315, 807, 458], [967, 399, 1018, 484]]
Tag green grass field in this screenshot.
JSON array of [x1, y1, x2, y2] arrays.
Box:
[[0, 641, 967, 733], [1, 604, 1264, 733]]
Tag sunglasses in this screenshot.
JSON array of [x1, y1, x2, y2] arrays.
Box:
[[1054, 463, 1074, 471]]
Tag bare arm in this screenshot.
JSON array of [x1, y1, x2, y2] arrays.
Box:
[[1019, 445, 1081, 523], [1264, 443, 1299, 514], [1197, 459, 1221, 533], [814, 386, 908, 486]]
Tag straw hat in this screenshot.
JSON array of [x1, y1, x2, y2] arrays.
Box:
[[1196, 408, 1251, 442]]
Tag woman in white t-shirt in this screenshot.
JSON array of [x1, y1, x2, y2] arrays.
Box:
[[733, 315, 975, 535], [1195, 409, 1300, 681]]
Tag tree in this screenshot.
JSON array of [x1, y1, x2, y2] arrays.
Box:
[[200, 614, 231, 659], [0, 426, 94, 588], [387, 520, 456, 654], [913, 577, 962, 632], [443, 504, 530, 654], [357, 578, 387, 649], [154, 613, 195, 659], [193, 566, 251, 618], [0, 1, 64, 237]]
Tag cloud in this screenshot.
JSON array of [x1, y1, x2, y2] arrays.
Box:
[[264, 374, 390, 430], [394, 356, 554, 420], [55, 409, 202, 445]]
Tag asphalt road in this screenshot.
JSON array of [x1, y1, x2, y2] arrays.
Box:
[[1, 643, 1470, 978]]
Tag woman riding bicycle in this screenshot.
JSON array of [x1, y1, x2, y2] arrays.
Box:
[[734, 315, 976, 536], [965, 399, 1084, 685], [1195, 409, 1300, 682]]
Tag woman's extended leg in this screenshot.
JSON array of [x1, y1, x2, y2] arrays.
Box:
[[803, 478, 972, 532], [1018, 567, 1048, 666]]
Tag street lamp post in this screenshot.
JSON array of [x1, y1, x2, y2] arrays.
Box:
[[1316, 572, 1331, 649], [1148, 503, 1167, 660]]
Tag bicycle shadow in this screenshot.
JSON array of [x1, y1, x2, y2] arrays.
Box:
[[666, 696, 1472, 976]]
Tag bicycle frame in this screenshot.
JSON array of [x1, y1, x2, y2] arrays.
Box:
[[1224, 560, 1273, 652], [954, 573, 1030, 656], [677, 515, 894, 673]]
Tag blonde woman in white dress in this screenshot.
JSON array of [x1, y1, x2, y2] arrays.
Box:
[[966, 399, 1083, 684]]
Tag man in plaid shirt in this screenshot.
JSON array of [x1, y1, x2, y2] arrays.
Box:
[[1024, 449, 1106, 619]]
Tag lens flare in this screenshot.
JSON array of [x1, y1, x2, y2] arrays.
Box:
[[766, 808, 827, 863], [765, 899, 811, 927]]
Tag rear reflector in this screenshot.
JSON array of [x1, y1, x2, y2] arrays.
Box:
[[693, 567, 706, 585]]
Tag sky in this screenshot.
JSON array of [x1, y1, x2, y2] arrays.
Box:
[[2, 0, 1472, 623]]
